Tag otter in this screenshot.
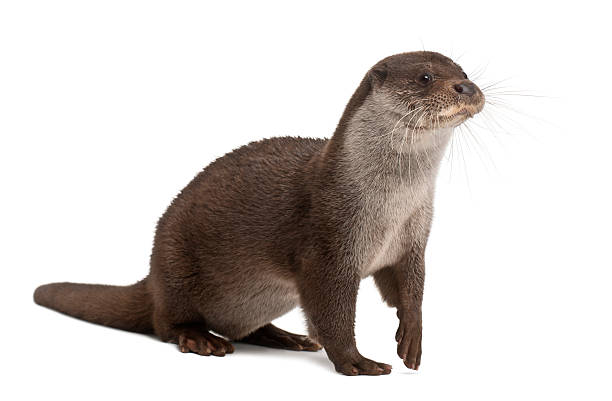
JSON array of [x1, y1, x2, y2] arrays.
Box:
[[34, 51, 485, 376]]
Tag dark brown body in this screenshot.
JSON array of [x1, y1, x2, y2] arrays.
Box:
[[35, 51, 484, 375]]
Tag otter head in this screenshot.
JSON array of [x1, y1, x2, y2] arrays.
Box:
[[367, 51, 484, 134]]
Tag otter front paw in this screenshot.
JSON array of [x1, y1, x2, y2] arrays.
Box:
[[395, 318, 422, 370]]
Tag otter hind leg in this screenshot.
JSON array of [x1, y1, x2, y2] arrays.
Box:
[[238, 323, 322, 352], [169, 323, 235, 357]]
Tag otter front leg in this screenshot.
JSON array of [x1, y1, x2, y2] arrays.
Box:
[[374, 246, 426, 371], [299, 258, 392, 376]]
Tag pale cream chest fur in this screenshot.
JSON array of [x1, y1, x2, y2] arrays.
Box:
[[353, 180, 432, 277]]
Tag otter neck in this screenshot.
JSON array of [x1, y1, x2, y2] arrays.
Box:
[[332, 97, 452, 192]]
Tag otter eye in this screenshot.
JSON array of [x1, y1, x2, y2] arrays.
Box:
[[462, 72, 468, 79], [418, 73, 433, 84]]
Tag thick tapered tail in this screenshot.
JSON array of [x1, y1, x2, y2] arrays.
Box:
[[34, 278, 153, 334]]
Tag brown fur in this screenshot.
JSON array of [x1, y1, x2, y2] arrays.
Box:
[[34, 51, 484, 375]]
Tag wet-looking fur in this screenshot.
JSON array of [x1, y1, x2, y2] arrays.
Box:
[[34, 51, 484, 375]]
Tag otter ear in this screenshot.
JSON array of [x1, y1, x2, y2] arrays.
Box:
[[370, 64, 388, 85]]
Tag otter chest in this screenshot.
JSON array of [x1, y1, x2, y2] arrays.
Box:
[[354, 184, 428, 277]]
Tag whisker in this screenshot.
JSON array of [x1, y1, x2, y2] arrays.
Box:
[[398, 106, 428, 185], [410, 110, 430, 185], [371, 102, 425, 139], [421, 112, 434, 171], [456, 128, 472, 195], [462, 120, 497, 174], [483, 91, 550, 99], [468, 60, 490, 82], [485, 101, 554, 128], [478, 77, 514, 91]]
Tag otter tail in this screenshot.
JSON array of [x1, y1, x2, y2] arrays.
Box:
[[33, 279, 153, 334]]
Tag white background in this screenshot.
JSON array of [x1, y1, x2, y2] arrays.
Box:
[[1, 1, 610, 400]]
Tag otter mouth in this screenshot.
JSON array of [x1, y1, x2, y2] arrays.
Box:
[[436, 102, 484, 128], [401, 107, 480, 131], [443, 108, 474, 122], [394, 98, 485, 131]]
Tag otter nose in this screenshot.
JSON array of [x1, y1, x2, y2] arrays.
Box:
[[454, 82, 476, 96]]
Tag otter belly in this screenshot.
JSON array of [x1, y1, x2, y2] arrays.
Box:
[[202, 273, 300, 339]]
